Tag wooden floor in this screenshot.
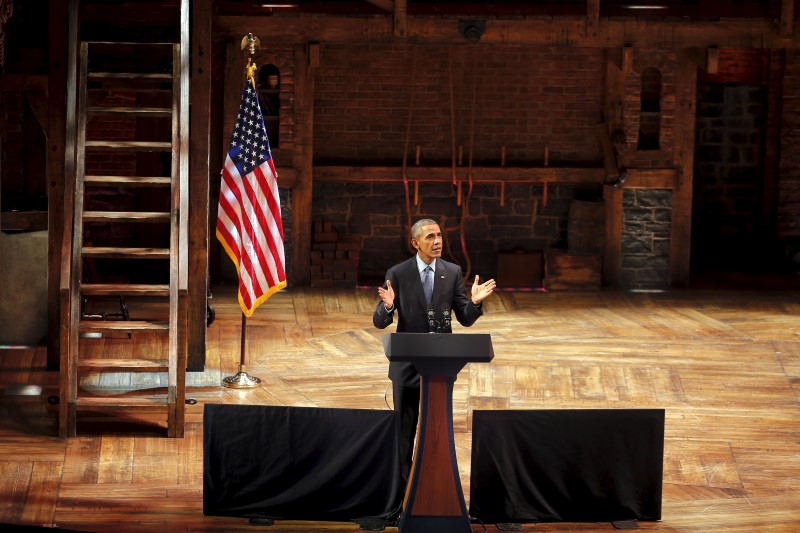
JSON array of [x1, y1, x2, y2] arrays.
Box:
[[1, 285, 800, 532]]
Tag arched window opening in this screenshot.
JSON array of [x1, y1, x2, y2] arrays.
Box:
[[637, 67, 661, 150], [257, 64, 280, 147]]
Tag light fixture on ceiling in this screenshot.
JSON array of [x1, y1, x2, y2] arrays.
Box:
[[459, 19, 486, 43]]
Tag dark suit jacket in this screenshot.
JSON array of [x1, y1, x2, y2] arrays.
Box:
[[373, 256, 483, 386]]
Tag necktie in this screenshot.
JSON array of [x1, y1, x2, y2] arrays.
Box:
[[423, 265, 433, 305]]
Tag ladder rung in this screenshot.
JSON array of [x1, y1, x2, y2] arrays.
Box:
[[87, 106, 173, 117], [83, 211, 171, 223], [85, 175, 171, 186], [79, 320, 169, 331], [81, 283, 170, 296], [78, 358, 169, 372], [88, 72, 173, 80], [82, 247, 170, 259], [75, 396, 169, 408], [85, 140, 172, 151], [85, 41, 176, 46]]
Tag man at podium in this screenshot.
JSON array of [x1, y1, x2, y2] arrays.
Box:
[[373, 218, 496, 486]]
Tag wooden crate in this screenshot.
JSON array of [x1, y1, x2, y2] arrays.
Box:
[[544, 250, 602, 290], [497, 252, 543, 288]]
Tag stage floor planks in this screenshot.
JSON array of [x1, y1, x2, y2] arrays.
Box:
[[1, 285, 799, 532]]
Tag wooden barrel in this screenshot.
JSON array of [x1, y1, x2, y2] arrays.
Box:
[[567, 200, 605, 253]]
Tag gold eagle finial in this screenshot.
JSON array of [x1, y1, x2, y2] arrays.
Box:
[[241, 33, 261, 56]]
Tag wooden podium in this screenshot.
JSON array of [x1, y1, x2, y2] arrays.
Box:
[[382, 333, 494, 533]]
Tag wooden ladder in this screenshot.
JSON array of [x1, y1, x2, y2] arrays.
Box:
[[59, 36, 189, 437]]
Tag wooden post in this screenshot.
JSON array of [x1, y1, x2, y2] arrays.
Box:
[[586, 0, 600, 38], [47, 0, 69, 369], [603, 184, 623, 287], [706, 47, 720, 74], [670, 50, 698, 287], [291, 43, 316, 286], [781, 0, 794, 38], [394, 0, 407, 38], [187, 0, 212, 371]]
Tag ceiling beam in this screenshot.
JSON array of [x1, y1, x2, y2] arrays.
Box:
[[313, 165, 607, 184], [366, 0, 393, 11], [215, 15, 798, 49]]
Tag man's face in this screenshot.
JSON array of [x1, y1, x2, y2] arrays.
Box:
[[412, 223, 442, 264]]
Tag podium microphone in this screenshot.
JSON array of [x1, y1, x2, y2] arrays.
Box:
[[426, 305, 436, 333], [439, 304, 452, 333]]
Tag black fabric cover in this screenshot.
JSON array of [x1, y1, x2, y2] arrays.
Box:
[[203, 404, 402, 522], [469, 409, 664, 523]]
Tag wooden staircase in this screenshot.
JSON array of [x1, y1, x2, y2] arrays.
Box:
[[60, 5, 189, 438]]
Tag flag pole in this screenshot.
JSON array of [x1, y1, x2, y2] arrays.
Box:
[[222, 312, 261, 388], [221, 33, 264, 389]]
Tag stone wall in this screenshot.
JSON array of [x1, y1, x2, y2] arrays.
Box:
[[313, 181, 580, 286], [621, 189, 672, 288]]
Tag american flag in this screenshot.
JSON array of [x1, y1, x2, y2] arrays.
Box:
[[216, 76, 286, 317]]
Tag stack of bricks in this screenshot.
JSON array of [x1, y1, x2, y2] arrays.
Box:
[[310, 221, 361, 288]]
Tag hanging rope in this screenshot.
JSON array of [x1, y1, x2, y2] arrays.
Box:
[[460, 47, 480, 281], [402, 47, 419, 254], [448, 47, 458, 186]]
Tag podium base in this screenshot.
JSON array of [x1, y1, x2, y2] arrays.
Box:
[[398, 514, 471, 533]]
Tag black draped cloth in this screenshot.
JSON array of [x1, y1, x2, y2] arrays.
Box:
[[469, 409, 664, 524], [203, 404, 403, 524]]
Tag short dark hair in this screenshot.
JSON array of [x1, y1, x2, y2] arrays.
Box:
[[411, 219, 439, 241]]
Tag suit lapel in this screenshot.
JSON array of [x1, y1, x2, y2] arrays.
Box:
[[431, 260, 448, 307], [404, 258, 427, 307]]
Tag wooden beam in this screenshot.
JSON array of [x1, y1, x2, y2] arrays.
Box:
[[603, 184, 623, 287], [366, 0, 393, 11], [706, 46, 719, 74], [687, 46, 719, 74], [58, 0, 80, 434], [215, 15, 796, 49], [313, 165, 606, 183], [618, 168, 677, 189], [0, 74, 48, 91], [597, 122, 619, 180], [291, 44, 315, 286], [308, 41, 320, 67], [26, 91, 49, 135], [585, 0, 600, 38], [394, 0, 406, 38], [187, 0, 212, 371], [0, 210, 48, 231], [621, 45, 633, 73], [47, 0, 69, 370], [604, 49, 626, 148], [670, 50, 698, 288], [781, 0, 794, 39]]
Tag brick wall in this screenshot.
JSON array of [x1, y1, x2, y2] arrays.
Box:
[[311, 43, 604, 286], [253, 47, 295, 164], [314, 44, 604, 165], [619, 49, 677, 168]]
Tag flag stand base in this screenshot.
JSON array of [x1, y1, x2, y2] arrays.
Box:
[[221, 365, 261, 389]]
